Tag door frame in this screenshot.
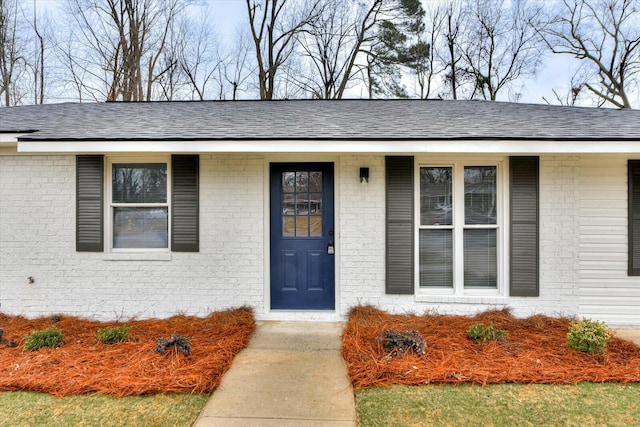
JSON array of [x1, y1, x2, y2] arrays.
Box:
[[263, 156, 340, 316]]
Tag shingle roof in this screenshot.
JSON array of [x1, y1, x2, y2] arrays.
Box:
[[1, 99, 639, 141]]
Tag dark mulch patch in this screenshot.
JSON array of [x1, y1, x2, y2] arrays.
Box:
[[0, 306, 255, 396], [342, 305, 640, 389]]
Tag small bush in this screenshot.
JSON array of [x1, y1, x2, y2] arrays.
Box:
[[24, 327, 64, 351], [155, 334, 191, 356], [96, 326, 131, 344], [567, 319, 610, 354], [378, 330, 426, 357], [467, 323, 508, 343]]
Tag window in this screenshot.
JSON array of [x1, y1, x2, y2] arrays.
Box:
[[77, 155, 199, 253], [110, 162, 169, 249], [281, 171, 323, 237], [418, 162, 500, 292]]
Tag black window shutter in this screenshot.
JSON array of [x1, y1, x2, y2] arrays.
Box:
[[509, 156, 539, 296], [172, 155, 199, 252], [628, 160, 640, 275], [386, 156, 414, 294], [76, 155, 104, 252]]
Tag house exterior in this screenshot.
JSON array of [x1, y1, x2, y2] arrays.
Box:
[[1, 99, 639, 326]]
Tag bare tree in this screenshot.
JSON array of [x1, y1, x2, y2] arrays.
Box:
[[177, 13, 224, 101], [455, 0, 542, 101], [412, 3, 445, 99], [221, 27, 255, 100], [437, 0, 465, 99], [245, 0, 324, 99], [540, 0, 640, 108], [60, 0, 188, 102], [293, 0, 389, 99], [0, 0, 28, 106], [154, 8, 225, 101], [542, 76, 586, 106]]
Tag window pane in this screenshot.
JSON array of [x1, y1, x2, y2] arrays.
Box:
[[296, 216, 309, 237], [282, 194, 295, 215], [309, 192, 322, 237], [419, 229, 453, 287], [282, 172, 295, 193], [283, 216, 295, 237], [113, 207, 168, 248], [309, 215, 322, 237], [464, 166, 496, 224], [309, 172, 322, 192], [464, 229, 497, 288], [296, 172, 309, 192], [113, 163, 167, 203], [420, 167, 452, 226]]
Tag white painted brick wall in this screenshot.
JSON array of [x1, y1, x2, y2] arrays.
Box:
[[0, 153, 591, 322], [337, 155, 582, 320], [0, 154, 265, 320], [338, 156, 414, 316], [507, 155, 580, 318]]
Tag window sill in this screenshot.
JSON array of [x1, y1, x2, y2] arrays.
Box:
[[415, 294, 509, 305], [103, 252, 172, 261]]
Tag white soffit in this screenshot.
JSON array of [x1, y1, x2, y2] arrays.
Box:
[[15, 139, 640, 154], [0, 133, 20, 146]]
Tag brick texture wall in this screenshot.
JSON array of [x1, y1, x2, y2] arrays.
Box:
[[0, 153, 585, 321], [0, 154, 265, 320]]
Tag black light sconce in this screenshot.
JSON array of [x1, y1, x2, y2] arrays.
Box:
[[360, 167, 369, 183]]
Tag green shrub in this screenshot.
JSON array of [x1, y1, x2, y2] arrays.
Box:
[[567, 319, 610, 354], [467, 322, 508, 343], [23, 327, 64, 351], [95, 325, 131, 344]]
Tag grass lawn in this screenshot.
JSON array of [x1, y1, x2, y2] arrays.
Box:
[[0, 392, 209, 427], [356, 383, 640, 427]]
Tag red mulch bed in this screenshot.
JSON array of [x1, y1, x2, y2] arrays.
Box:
[[0, 306, 255, 397], [342, 306, 640, 389]]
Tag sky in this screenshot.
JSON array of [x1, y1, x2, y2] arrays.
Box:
[[31, 0, 619, 106]]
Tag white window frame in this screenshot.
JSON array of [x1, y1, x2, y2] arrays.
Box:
[[415, 157, 508, 296], [105, 155, 172, 252]]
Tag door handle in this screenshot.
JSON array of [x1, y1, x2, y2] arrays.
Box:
[[327, 240, 335, 255]]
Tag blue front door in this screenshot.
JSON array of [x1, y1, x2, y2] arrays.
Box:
[[270, 163, 335, 310]]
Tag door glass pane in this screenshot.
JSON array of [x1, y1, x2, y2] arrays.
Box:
[[420, 167, 452, 226], [113, 207, 168, 248], [296, 172, 309, 192], [309, 172, 322, 192], [464, 166, 497, 224], [296, 216, 309, 237], [309, 192, 322, 237], [296, 194, 309, 214], [282, 194, 295, 215], [113, 163, 167, 203], [283, 216, 295, 237], [281, 170, 323, 238], [464, 229, 497, 288], [282, 172, 295, 193], [419, 229, 453, 287], [310, 215, 322, 237]]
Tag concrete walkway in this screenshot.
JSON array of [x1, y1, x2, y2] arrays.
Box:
[[614, 329, 640, 346], [193, 321, 356, 427]]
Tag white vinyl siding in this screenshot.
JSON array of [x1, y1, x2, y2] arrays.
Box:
[[579, 155, 640, 324]]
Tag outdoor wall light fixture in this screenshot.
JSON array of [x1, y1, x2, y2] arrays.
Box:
[[360, 167, 369, 183], [27, 276, 34, 284]]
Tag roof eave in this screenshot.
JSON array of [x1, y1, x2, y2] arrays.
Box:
[[15, 138, 640, 155]]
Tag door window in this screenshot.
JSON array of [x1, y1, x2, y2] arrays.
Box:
[[281, 171, 323, 237]]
